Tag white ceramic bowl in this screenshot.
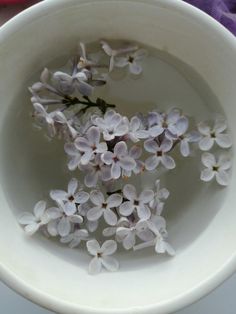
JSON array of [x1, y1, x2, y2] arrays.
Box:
[[0, 0, 236, 313]]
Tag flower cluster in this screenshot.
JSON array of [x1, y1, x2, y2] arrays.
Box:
[[18, 40, 233, 275]]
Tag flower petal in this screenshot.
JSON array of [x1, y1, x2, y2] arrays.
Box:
[[137, 204, 151, 220], [87, 220, 99, 232], [201, 152, 216, 168], [161, 155, 176, 169], [85, 170, 98, 187], [69, 215, 83, 224], [101, 256, 119, 272], [144, 140, 158, 153], [123, 184, 137, 200], [199, 136, 214, 151], [145, 155, 159, 171], [123, 232, 136, 250], [214, 119, 227, 133], [104, 209, 118, 226], [74, 137, 91, 152], [119, 157, 136, 171], [87, 126, 100, 145], [78, 80, 94, 97], [18, 212, 36, 225], [129, 62, 142, 75], [198, 122, 210, 136], [33, 200, 46, 219], [24, 223, 39, 235], [101, 240, 117, 255], [215, 134, 232, 149], [176, 116, 189, 135], [46, 207, 62, 219], [87, 239, 100, 255], [180, 139, 190, 157], [68, 178, 78, 195], [90, 190, 104, 205], [64, 143, 79, 156], [139, 190, 154, 203], [64, 202, 76, 216], [218, 155, 232, 170], [200, 169, 215, 182], [47, 220, 58, 236], [89, 256, 102, 275], [119, 201, 134, 216], [111, 162, 121, 179], [114, 141, 128, 157], [75, 191, 90, 204], [115, 57, 128, 67], [107, 194, 123, 207], [216, 170, 230, 186], [101, 151, 113, 165], [130, 116, 141, 131], [149, 125, 163, 137], [87, 206, 103, 221], [129, 145, 142, 159], [58, 217, 71, 237], [50, 190, 67, 202], [160, 139, 173, 152]]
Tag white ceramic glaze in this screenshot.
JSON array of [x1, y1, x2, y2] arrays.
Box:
[[0, 1, 236, 313]]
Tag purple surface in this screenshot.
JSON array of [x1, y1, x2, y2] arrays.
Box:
[[185, 0, 236, 35]]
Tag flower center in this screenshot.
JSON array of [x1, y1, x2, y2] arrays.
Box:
[[162, 121, 168, 128], [128, 56, 134, 63], [102, 203, 107, 209], [68, 195, 74, 202], [97, 252, 102, 258], [134, 200, 139, 206], [210, 132, 216, 138], [113, 156, 119, 162], [157, 151, 163, 157], [212, 166, 219, 172]]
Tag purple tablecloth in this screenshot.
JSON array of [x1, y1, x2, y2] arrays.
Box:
[[185, 0, 236, 35]]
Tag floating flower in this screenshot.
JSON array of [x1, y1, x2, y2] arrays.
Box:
[[144, 138, 175, 170], [18, 201, 50, 235], [60, 229, 89, 248], [102, 141, 136, 179], [64, 143, 83, 171], [87, 191, 122, 226], [200, 152, 231, 186], [149, 180, 170, 215], [119, 184, 154, 219], [128, 116, 149, 142], [115, 49, 147, 75], [198, 119, 232, 151], [122, 145, 144, 178], [86, 239, 119, 274]]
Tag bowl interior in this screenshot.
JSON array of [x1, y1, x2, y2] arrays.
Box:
[[0, 1, 236, 313]]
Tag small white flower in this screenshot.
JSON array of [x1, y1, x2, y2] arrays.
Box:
[[102, 141, 136, 179], [50, 178, 89, 215], [128, 116, 149, 142], [86, 239, 119, 274], [103, 217, 129, 237], [122, 145, 144, 178], [47, 201, 83, 237], [18, 201, 50, 235], [116, 220, 154, 250], [54, 111, 78, 139], [93, 110, 129, 141], [149, 180, 170, 215], [74, 126, 107, 165], [101, 40, 138, 72], [198, 119, 232, 151], [53, 70, 94, 96], [115, 49, 147, 75], [119, 184, 154, 220], [33, 103, 57, 137], [60, 228, 89, 248], [134, 215, 175, 256], [200, 152, 231, 186], [144, 138, 175, 170], [178, 131, 201, 157], [77, 42, 97, 72], [64, 143, 83, 171], [87, 191, 122, 226], [82, 154, 111, 187]]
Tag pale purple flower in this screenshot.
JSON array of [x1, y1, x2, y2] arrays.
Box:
[[122, 145, 144, 178], [82, 155, 111, 187], [201, 152, 231, 186], [144, 138, 175, 170], [64, 143, 83, 171], [93, 110, 129, 141], [46, 201, 83, 237], [119, 184, 154, 220], [87, 191, 122, 226], [33, 103, 57, 137], [18, 201, 50, 235], [103, 217, 129, 237], [134, 215, 175, 256], [74, 126, 107, 165], [87, 239, 119, 274], [116, 220, 154, 250], [128, 116, 149, 142], [50, 178, 89, 216], [178, 131, 201, 157], [60, 229, 89, 248], [115, 49, 147, 75], [101, 40, 138, 72], [149, 180, 170, 215], [198, 119, 232, 151], [101, 141, 136, 179]]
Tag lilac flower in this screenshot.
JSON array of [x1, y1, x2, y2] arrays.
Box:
[[33, 103, 57, 137], [122, 145, 144, 178], [201, 152, 231, 186], [101, 40, 138, 72], [144, 138, 175, 170], [50, 178, 89, 216], [198, 119, 232, 151], [53, 111, 78, 139], [18, 201, 50, 235], [149, 180, 170, 215], [134, 215, 175, 256], [77, 42, 97, 71], [87, 191, 122, 226], [93, 110, 129, 141], [178, 131, 201, 157], [82, 155, 111, 187], [116, 220, 154, 250], [74, 126, 107, 165], [87, 239, 119, 275], [103, 217, 129, 237], [64, 143, 83, 171], [101, 141, 136, 179], [60, 229, 89, 248], [128, 116, 149, 142], [46, 201, 83, 237], [119, 184, 154, 219], [115, 49, 147, 75]]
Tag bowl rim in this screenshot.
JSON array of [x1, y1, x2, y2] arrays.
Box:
[[1, 0, 236, 313]]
